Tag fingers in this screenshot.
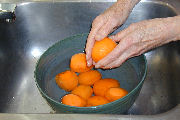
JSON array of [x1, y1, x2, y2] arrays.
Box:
[[87, 58, 93, 67], [86, 6, 138, 67], [95, 24, 139, 68], [102, 45, 139, 69], [85, 16, 105, 66], [95, 39, 130, 68], [95, 19, 119, 41], [85, 31, 95, 64], [94, 17, 175, 69], [102, 54, 128, 69]]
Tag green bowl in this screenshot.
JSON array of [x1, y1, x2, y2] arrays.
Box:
[[35, 33, 147, 114]]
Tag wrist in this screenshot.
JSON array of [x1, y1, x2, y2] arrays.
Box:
[[175, 16, 180, 40], [168, 16, 180, 41]]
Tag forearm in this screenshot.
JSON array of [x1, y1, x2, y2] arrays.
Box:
[[108, 0, 140, 23], [161, 15, 180, 42], [171, 15, 180, 41], [116, 0, 140, 9]]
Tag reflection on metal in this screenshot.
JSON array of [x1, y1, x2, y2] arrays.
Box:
[[0, 3, 16, 22], [31, 48, 42, 58], [153, 54, 161, 64], [18, 3, 30, 6]]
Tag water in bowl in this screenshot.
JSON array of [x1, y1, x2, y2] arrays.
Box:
[[44, 57, 139, 103]]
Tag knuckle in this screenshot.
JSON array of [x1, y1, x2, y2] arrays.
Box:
[[98, 29, 106, 36]]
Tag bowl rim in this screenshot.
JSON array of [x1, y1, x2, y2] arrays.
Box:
[[34, 33, 147, 110]]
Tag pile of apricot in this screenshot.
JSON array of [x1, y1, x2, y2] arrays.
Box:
[[55, 38, 128, 107]]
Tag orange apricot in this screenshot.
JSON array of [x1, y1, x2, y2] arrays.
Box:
[[55, 70, 78, 92], [61, 94, 86, 107], [70, 53, 93, 73], [87, 96, 109, 107], [92, 37, 117, 63], [78, 70, 102, 86], [105, 87, 128, 102], [71, 85, 93, 100], [93, 78, 120, 97]]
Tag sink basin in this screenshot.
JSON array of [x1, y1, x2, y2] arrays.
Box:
[[0, 0, 180, 116]]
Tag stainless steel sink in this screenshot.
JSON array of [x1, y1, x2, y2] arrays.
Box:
[[0, 0, 180, 119]]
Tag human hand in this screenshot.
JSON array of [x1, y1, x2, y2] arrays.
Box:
[[85, 0, 140, 66], [95, 16, 180, 69]]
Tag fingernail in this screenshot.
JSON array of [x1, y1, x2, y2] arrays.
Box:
[[86, 55, 89, 60], [87, 61, 91, 67], [95, 34, 103, 41]]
